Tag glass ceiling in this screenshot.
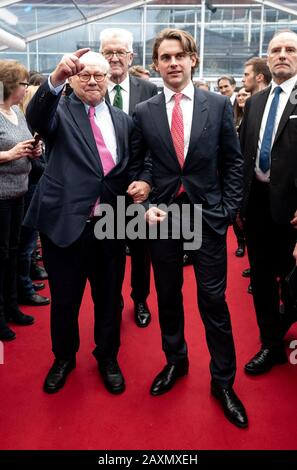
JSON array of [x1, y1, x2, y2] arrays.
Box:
[[0, 0, 297, 48]]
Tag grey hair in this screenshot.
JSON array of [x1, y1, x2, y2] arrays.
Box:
[[99, 28, 133, 53], [80, 51, 110, 74], [268, 29, 297, 52]]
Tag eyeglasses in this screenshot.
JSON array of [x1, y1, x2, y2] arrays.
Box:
[[102, 50, 131, 60], [77, 73, 107, 83], [19, 82, 29, 89]]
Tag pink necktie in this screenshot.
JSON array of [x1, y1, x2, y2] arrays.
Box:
[[88, 106, 115, 175], [88, 106, 116, 216], [171, 93, 185, 195]]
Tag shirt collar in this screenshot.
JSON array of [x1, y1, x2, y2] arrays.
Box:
[[84, 99, 107, 115], [164, 81, 195, 104], [108, 74, 130, 93], [271, 74, 297, 96]]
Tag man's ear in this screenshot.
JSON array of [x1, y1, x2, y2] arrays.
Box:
[[128, 52, 134, 67], [256, 73, 264, 83]]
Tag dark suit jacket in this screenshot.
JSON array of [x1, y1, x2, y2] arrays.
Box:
[[130, 88, 243, 235], [25, 80, 133, 248], [240, 84, 297, 224], [105, 75, 158, 116]]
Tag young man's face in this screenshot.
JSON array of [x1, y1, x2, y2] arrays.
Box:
[[154, 39, 196, 92], [242, 65, 257, 93]]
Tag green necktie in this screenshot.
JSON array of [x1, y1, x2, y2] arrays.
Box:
[[113, 84, 123, 110]]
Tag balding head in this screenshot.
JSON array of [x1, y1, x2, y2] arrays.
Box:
[[267, 30, 297, 84]]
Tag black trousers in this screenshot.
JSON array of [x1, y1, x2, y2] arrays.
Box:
[[244, 178, 296, 348], [149, 199, 236, 388], [128, 239, 150, 303], [41, 224, 126, 361], [0, 197, 24, 318]]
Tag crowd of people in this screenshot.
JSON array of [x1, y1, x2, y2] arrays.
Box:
[[1, 26, 297, 430]]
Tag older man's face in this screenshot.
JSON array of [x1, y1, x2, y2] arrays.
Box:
[[267, 32, 297, 84], [101, 38, 133, 84], [69, 64, 108, 106]]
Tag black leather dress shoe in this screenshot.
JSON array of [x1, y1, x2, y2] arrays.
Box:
[[6, 310, 34, 325], [30, 264, 48, 280], [150, 361, 189, 396], [44, 358, 76, 393], [33, 282, 45, 291], [98, 358, 125, 394], [211, 383, 248, 428], [134, 302, 151, 328], [19, 293, 50, 306], [0, 317, 16, 341], [242, 268, 250, 278], [235, 242, 245, 257], [244, 347, 287, 375]]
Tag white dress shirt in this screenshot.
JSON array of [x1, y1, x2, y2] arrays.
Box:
[[255, 74, 297, 182], [108, 75, 130, 115], [163, 81, 194, 159]]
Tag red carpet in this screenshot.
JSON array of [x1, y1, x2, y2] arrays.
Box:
[[1, 230, 297, 450]]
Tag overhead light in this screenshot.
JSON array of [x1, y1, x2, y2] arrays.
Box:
[[0, 8, 18, 25], [0, 28, 26, 50]]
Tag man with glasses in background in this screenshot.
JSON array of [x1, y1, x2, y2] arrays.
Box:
[[100, 28, 157, 328], [25, 49, 141, 395]]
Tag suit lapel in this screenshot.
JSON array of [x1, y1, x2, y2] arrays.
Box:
[[129, 76, 141, 115], [184, 88, 208, 165], [251, 87, 271, 155], [274, 82, 297, 143], [66, 94, 103, 175], [148, 92, 179, 167], [105, 91, 111, 105]]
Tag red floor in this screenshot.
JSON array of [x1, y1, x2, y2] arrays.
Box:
[[1, 230, 297, 450]]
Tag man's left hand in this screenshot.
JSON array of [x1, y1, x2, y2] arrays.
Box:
[[127, 181, 151, 203]]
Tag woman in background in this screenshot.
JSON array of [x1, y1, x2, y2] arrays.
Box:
[[0, 60, 42, 341]]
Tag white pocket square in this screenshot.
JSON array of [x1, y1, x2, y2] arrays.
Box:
[[289, 115, 297, 119]]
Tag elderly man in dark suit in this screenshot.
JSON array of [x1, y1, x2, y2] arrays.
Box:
[[240, 30, 297, 376], [129, 28, 247, 428], [100, 28, 158, 328], [25, 49, 139, 395]]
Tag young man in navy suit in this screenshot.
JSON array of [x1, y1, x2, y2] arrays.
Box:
[[128, 28, 247, 428]]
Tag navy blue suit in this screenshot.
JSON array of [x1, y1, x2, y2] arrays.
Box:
[[25, 81, 133, 360], [131, 88, 243, 387]]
